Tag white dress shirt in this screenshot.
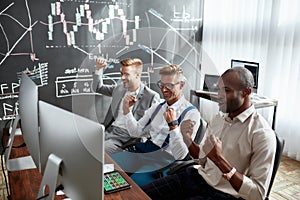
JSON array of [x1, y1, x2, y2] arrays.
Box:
[[124, 96, 201, 160], [198, 105, 276, 200], [112, 88, 140, 130]]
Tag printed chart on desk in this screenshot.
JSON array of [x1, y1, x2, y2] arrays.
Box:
[[0, 0, 203, 121]]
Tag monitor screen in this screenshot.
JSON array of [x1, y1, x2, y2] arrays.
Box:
[[38, 100, 105, 200], [19, 72, 40, 171], [231, 59, 259, 92], [203, 74, 220, 92]]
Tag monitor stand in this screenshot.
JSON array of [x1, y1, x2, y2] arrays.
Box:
[[37, 153, 62, 200], [4, 115, 37, 171]]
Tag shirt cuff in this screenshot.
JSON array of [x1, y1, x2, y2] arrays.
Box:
[[95, 68, 103, 75], [169, 127, 181, 138], [198, 145, 207, 159], [124, 111, 134, 120], [238, 175, 255, 198]]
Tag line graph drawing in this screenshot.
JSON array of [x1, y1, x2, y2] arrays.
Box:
[[148, 8, 200, 57], [0, 0, 39, 66], [128, 7, 202, 72]]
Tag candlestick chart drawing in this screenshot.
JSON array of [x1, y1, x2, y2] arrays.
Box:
[[0, 0, 204, 122]]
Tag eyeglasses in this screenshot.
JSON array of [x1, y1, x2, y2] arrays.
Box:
[[157, 80, 180, 90]]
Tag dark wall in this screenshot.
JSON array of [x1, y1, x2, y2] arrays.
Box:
[[0, 0, 203, 129]]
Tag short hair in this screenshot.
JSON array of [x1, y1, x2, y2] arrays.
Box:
[[120, 58, 143, 73], [223, 67, 254, 89], [159, 64, 185, 81]]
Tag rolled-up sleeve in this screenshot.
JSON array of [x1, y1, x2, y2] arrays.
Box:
[[124, 104, 157, 138], [238, 129, 276, 200]]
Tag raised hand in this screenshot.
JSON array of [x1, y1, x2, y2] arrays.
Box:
[[95, 57, 107, 71]]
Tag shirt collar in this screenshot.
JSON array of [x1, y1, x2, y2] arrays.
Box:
[[223, 104, 255, 123], [126, 86, 140, 96], [166, 95, 185, 110]]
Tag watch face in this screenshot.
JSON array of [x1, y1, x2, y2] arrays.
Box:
[[168, 120, 178, 127]]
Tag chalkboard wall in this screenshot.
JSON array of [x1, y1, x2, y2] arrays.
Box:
[[0, 0, 203, 128]]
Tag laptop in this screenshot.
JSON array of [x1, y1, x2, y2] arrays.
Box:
[[202, 74, 220, 92], [231, 59, 259, 94]]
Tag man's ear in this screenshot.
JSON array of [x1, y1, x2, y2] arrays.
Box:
[[243, 87, 252, 97], [180, 81, 185, 89], [136, 72, 141, 79]]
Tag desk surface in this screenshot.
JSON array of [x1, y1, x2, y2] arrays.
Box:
[[3, 128, 150, 200]]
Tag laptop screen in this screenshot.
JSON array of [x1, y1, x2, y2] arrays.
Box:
[[203, 74, 220, 92], [231, 59, 259, 93]]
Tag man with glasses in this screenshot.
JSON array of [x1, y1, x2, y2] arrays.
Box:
[[110, 64, 201, 185], [92, 57, 160, 154]]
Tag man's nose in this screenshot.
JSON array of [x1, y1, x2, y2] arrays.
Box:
[[217, 91, 225, 101], [160, 86, 168, 91]]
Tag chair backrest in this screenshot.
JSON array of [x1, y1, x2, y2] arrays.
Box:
[[194, 118, 207, 144], [265, 134, 285, 200]]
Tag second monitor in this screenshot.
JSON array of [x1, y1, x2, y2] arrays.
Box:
[[38, 100, 105, 200]]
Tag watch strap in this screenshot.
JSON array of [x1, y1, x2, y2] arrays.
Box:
[[222, 167, 236, 181]]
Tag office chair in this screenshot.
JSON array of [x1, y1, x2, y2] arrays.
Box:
[[155, 118, 206, 177], [265, 134, 285, 200], [120, 137, 143, 151]]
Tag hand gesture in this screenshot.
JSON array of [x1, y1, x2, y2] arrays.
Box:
[[203, 134, 222, 163], [180, 120, 196, 146], [95, 57, 107, 71], [122, 94, 137, 115], [163, 108, 177, 123], [180, 119, 196, 136]]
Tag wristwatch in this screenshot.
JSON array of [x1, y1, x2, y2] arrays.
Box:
[[222, 167, 236, 181], [168, 120, 178, 127]]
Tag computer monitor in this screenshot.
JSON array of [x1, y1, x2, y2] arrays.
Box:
[[5, 72, 40, 171], [231, 59, 259, 93], [202, 74, 220, 92], [37, 100, 105, 200]]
